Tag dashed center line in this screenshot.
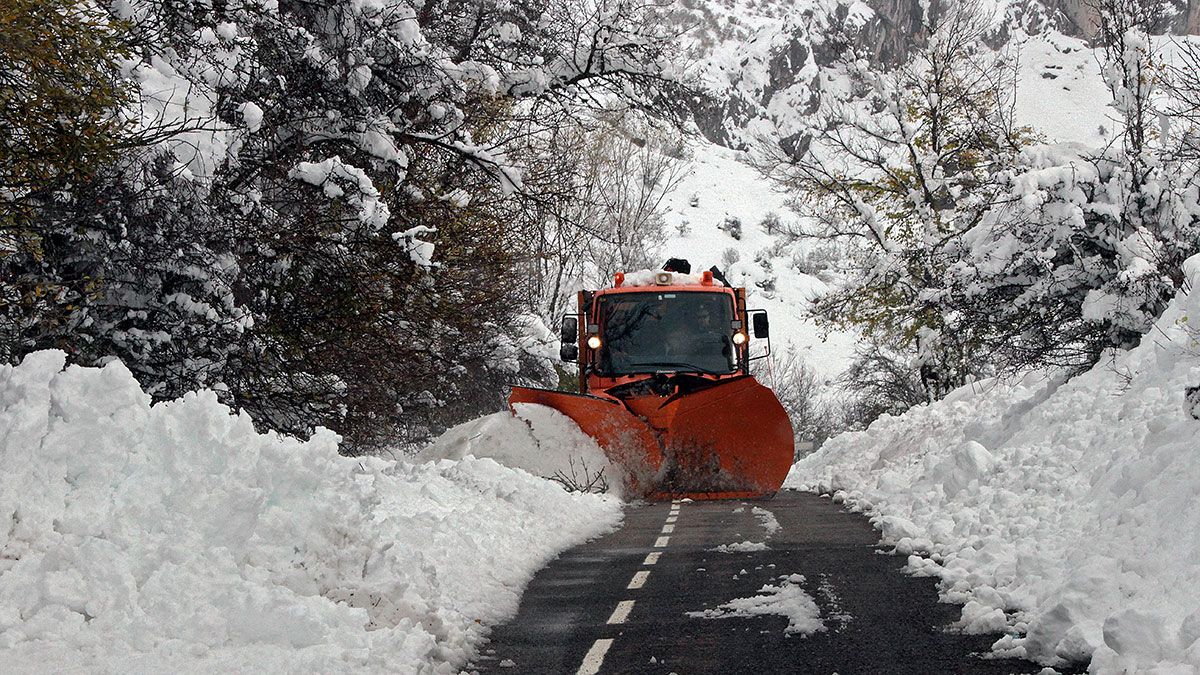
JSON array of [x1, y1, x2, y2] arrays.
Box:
[[577, 638, 614, 675], [576, 501, 681, 673], [607, 600, 635, 624]]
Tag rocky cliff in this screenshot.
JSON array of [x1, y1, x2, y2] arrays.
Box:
[[676, 0, 1198, 154]]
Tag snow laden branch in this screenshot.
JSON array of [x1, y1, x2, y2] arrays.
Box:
[[757, 0, 1032, 402], [757, 0, 1200, 415], [1, 0, 690, 451]]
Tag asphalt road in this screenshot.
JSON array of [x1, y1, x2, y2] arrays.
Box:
[[471, 490, 1059, 675]]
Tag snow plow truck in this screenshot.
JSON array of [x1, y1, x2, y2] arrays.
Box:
[[510, 259, 794, 500]]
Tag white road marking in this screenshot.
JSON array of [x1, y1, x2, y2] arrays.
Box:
[[654, 536, 670, 547], [671, 499, 681, 504], [577, 639, 614, 675], [607, 600, 635, 624], [643, 552, 661, 565], [666, 515, 677, 524], [661, 523, 675, 534], [627, 570, 650, 589]]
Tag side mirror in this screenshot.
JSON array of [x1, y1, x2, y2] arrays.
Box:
[[560, 316, 578, 344], [560, 343, 579, 362], [752, 312, 770, 338], [560, 316, 579, 362]]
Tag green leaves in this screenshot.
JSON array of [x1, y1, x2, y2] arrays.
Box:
[[0, 0, 135, 215]]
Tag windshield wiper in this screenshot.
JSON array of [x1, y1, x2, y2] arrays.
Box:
[[628, 361, 724, 375]]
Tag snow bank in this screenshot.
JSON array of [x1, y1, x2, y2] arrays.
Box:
[[787, 256, 1200, 672], [0, 352, 621, 672], [418, 403, 619, 497]]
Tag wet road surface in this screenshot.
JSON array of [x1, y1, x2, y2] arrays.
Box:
[[472, 490, 1058, 675]]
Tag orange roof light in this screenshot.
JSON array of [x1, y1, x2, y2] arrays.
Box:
[[701, 270, 713, 286], [614, 271, 625, 287]]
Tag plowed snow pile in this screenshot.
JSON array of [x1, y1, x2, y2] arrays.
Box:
[[0, 351, 621, 672], [418, 403, 620, 496], [788, 256, 1200, 673]]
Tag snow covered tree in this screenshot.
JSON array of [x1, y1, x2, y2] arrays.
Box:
[[1166, 39, 1200, 163], [764, 0, 1199, 412], [931, 3, 1200, 372], [0, 0, 136, 216], [760, 0, 1031, 401], [0, 0, 687, 451], [936, 146, 1167, 369], [510, 108, 687, 323]]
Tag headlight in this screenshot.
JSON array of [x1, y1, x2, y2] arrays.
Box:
[[587, 335, 602, 349], [732, 332, 747, 345]]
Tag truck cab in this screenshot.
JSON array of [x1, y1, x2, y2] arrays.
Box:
[[561, 268, 771, 398]]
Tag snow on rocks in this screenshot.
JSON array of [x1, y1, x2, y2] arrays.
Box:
[[0, 352, 621, 672], [787, 254, 1200, 672], [1185, 385, 1200, 420], [687, 574, 825, 636]]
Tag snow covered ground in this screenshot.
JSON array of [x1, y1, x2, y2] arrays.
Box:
[[1012, 32, 1112, 145], [1013, 31, 1200, 146], [0, 352, 621, 672], [787, 255, 1200, 672]]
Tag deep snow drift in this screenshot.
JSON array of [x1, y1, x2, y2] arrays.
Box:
[[787, 256, 1200, 672], [0, 351, 621, 672]]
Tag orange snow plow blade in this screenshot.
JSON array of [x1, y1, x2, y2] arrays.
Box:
[[512, 377, 793, 500], [624, 376, 794, 500], [509, 386, 663, 493]]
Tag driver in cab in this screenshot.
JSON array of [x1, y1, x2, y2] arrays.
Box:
[[663, 303, 731, 369]]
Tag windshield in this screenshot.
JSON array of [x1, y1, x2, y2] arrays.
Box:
[[596, 292, 737, 375]]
